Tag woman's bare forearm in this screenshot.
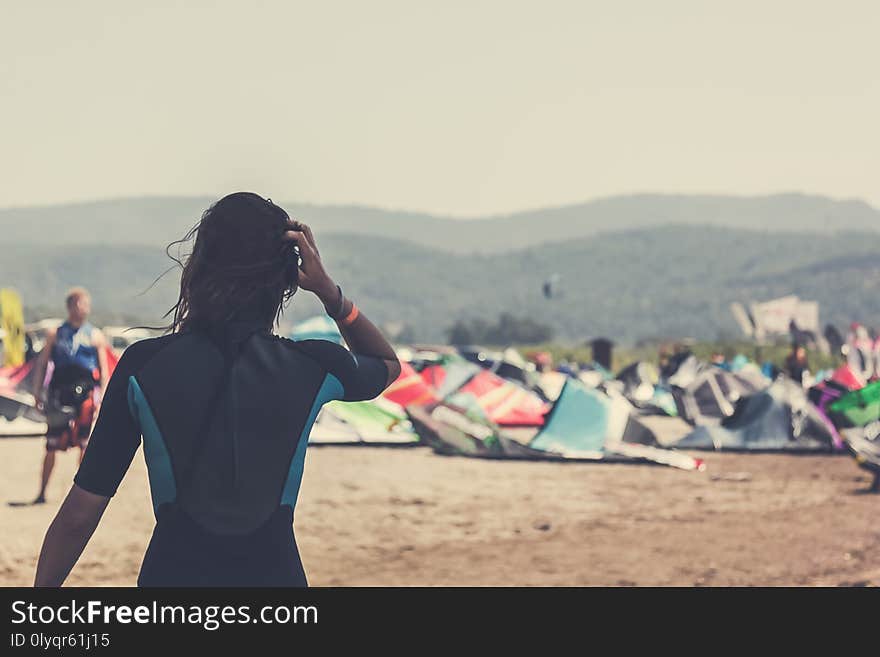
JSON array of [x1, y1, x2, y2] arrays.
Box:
[[337, 307, 397, 361], [317, 285, 391, 357], [319, 285, 401, 380], [35, 486, 109, 587]]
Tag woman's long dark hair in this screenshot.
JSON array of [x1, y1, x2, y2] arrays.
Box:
[[161, 192, 297, 333]]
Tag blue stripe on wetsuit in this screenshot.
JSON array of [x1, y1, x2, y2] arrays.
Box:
[[127, 376, 177, 514], [127, 370, 343, 516], [280, 373, 344, 508]]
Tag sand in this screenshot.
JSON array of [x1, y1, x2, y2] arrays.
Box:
[[1, 418, 878, 587]]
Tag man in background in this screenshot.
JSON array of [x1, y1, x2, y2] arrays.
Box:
[[30, 288, 109, 504]]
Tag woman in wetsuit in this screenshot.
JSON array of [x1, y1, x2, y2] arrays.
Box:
[[34, 192, 401, 586]]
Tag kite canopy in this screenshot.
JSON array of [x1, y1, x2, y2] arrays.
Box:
[[383, 361, 438, 407], [841, 424, 880, 486], [456, 346, 537, 387], [1, 360, 47, 436], [418, 359, 549, 426], [672, 367, 762, 426], [420, 361, 480, 399], [808, 364, 865, 446], [530, 379, 655, 457], [446, 369, 549, 427], [0, 390, 46, 436], [614, 361, 677, 416], [664, 353, 702, 388], [830, 364, 867, 390], [526, 380, 701, 469], [310, 398, 418, 445], [0, 359, 39, 393], [408, 377, 703, 470], [675, 380, 836, 452], [290, 315, 342, 344], [578, 364, 612, 389], [308, 361, 426, 445], [616, 361, 658, 403], [536, 370, 568, 402], [829, 380, 880, 428]]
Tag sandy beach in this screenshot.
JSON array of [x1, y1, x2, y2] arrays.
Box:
[[1, 418, 877, 587]]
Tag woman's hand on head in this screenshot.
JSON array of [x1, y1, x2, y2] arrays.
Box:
[[282, 220, 338, 303]]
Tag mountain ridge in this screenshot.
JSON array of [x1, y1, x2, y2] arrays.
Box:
[[3, 224, 878, 342], [2, 192, 877, 255]]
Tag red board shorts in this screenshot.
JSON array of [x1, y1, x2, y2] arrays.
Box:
[[45, 386, 97, 452]]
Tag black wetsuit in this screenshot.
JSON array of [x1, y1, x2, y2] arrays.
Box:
[[74, 320, 388, 587]]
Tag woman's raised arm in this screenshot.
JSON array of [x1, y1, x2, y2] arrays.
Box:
[[283, 221, 401, 385]]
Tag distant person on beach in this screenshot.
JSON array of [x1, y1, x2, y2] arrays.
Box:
[[709, 351, 730, 371], [784, 344, 810, 387], [34, 192, 401, 587], [846, 322, 875, 381], [30, 287, 109, 504]]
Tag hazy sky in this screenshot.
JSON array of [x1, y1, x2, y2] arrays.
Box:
[[2, 1, 878, 216]]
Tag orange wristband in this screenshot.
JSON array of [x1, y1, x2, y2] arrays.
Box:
[[341, 304, 360, 326]]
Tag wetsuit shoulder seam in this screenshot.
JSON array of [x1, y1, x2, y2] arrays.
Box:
[[126, 333, 191, 375], [262, 334, 332, 378]]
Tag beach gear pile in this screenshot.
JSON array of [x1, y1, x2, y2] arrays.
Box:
[[304, 339, 704, 471], [301, 328, 878, 484], [4, 313, 878, 486], [827, 379, 880, 490]]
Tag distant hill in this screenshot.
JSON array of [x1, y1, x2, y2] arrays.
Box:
[[2, 227, 879, 342], [1, 192, 878, 254]]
